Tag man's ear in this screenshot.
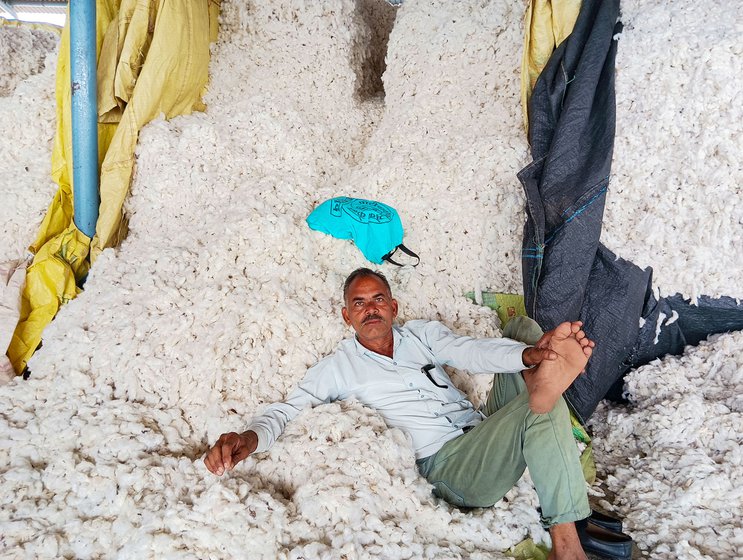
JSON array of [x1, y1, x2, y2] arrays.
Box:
[[341, 307, 351, 325], [392, 299, 398, 318]]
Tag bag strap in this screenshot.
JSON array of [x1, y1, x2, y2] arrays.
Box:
[[382, 244, 420, 267]]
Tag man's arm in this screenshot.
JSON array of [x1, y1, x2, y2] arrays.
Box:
[[405, 319, 588, 372], [404, 320, 529, 373], [204, 360, 341, 476]]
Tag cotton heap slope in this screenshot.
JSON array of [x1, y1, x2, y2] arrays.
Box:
[[0, 0, 741, 559], [591, 330, 743, 559], [0, 25, 59, 261], [0, 23, 57, 96], [604, 0, 743, 300]]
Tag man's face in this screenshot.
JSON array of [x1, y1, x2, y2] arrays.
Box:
[[342, 275, 398, 345]]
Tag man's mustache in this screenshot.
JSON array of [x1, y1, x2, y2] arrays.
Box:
[[363, 314, 382, 324]]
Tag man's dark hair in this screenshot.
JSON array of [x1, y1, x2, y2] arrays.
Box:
[[343, 268, 392, 302]]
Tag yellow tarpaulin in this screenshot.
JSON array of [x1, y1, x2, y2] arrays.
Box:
[[8, 0, 220, 374], [521, 0, 581, 134]]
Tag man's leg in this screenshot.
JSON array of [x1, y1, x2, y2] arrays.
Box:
[[418, 316, 589, 558], [418, 389, 588, 518], [484, 315, 543, 415], [419, 318, 589, 523], [496, 317, 589, 560]]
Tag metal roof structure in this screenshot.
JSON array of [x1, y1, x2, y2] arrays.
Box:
[[1, 1, 67, 26]]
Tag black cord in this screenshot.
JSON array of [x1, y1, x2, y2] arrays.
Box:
[[421, 364, 448, 389]]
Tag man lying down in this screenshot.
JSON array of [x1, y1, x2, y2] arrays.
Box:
[[205, 268, 596, 560]]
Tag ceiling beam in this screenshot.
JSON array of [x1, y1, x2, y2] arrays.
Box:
[[0, 1, 19, 19], [10, 1, 67, 6]]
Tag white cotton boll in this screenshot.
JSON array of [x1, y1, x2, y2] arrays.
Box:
[[653, 311, 667, 345], [666, 310, 679, 325]]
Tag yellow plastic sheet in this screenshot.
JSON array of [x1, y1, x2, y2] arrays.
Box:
[[8, 0, 220, 374], [92, 0, 220, 255], [521, 0, 581, 134]]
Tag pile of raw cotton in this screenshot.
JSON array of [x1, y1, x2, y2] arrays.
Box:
[[591, 331, 743, 559], [0, 0, 741, 558], [0, 23, 58, 96], [603, 0, 743, 300], [0, 24, 59, 262]]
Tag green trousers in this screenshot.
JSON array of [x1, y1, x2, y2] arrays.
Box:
[[417, 317, 590, 527]]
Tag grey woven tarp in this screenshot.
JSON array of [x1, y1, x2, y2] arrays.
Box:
[[517, 0, 651, 422], [519, 0, 743, 422]]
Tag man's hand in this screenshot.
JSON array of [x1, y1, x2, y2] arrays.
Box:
[[204, 430, 258, 476], [522, 344, 557, 367], [522, 321, 594, 367]]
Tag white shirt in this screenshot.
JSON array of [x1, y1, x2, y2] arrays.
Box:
[[248, 320, 529, 459]]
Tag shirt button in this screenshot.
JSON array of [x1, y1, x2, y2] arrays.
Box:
[[434, 412, 439, 416], [408, 383, 413, 387], [393, 361, 397, 365]]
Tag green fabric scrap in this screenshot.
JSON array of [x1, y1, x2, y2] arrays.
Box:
[[465, 291, 526, 328], [571, 413, 591, 444], [580, 441, 597, 485], [571, 412, 596, 484], [508, 538, 551, 560]]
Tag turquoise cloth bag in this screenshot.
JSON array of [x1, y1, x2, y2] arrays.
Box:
[[306, 197, 420, 266]]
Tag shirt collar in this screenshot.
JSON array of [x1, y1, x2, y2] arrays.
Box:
[[352, 324, 406, 357]]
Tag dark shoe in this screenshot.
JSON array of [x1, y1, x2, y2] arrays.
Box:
[[589, 509, 623, 533], [576, 519, 633, 560]]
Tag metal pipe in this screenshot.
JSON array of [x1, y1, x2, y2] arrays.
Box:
[[69, 0, 99, 239]]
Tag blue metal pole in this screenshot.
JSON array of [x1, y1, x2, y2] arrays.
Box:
[[70, 0, 99, 240]]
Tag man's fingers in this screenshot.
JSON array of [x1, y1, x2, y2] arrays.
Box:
[[220, 440, 237, 471], [523, 346, 556, 366], [535, 347, 557, 362], [204, 433, 239, 476], [204, 446, 223, 475], [535, 331, 552, 349]]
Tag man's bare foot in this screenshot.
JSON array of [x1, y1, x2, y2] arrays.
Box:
[[548, 522, 588, 560], [523, 321, 594, 414]]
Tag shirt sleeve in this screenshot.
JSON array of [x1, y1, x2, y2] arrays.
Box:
[[404, 319, 529, 374], [246, 358, 341, 453]]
